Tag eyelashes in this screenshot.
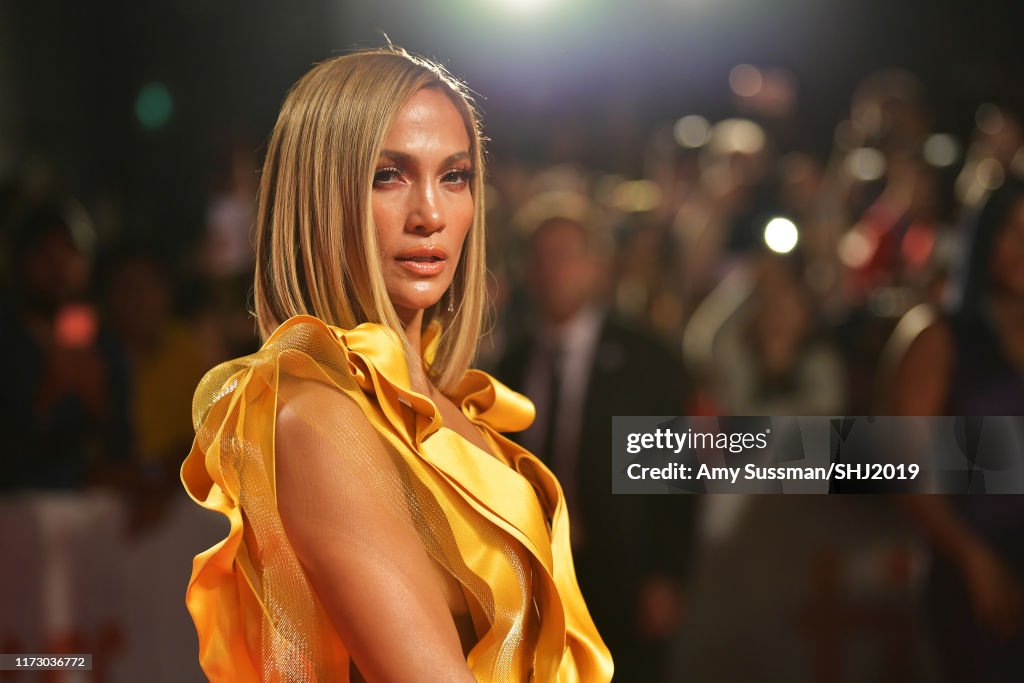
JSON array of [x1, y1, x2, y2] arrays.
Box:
[[373, 166, 404, 185], [372, 166, 475, 187], [442, 169, 475, 185], [368, 165, 399, 184]]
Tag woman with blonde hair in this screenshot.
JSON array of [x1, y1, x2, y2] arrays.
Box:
[[181, 47, 612, 682]]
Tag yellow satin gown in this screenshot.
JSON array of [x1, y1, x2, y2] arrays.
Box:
[[181, 315, 613, 682]]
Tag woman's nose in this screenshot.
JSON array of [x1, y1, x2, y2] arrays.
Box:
[[407, 182, 445, 235]]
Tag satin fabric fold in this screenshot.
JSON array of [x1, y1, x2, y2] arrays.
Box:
[[182, 315, 612, 682]]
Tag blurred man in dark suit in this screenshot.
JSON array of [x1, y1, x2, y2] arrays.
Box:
[[497, 213, 693, 682]]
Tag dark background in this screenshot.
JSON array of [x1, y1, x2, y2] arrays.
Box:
[[3, 0, 1021, 242]]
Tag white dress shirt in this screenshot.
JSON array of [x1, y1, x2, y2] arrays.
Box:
[[520, 305, 605, 543]]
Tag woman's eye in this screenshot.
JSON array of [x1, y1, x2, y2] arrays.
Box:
[[443, 169, 475, 186], [373, 167, 403, 185]]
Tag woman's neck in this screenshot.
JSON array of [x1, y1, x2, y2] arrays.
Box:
[[399, 308, 431, 394]]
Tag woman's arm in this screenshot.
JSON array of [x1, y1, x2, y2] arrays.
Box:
[[275, 382, 476, 683], [896, 495, 1023, 636], [890, 319, 1023, 636]]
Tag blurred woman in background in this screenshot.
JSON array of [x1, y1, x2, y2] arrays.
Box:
[[893, 178, 1024, 413], [893, 179, 1024, 683]]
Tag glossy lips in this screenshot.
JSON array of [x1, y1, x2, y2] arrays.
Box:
[[395, 246, 447, 276]]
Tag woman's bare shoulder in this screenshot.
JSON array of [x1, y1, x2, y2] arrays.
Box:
[[891, 311, 954, 415], [274, 377, 389, 477], [901, 315, 954, 366], [277, 378, 368, 428]]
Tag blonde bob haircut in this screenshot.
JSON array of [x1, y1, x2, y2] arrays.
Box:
[[253, 47, 487, 391]]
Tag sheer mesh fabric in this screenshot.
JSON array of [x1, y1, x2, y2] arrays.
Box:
[[182, 317, 612, 682]]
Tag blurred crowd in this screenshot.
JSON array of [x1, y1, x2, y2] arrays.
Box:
[[1, 65, 1023, 681]]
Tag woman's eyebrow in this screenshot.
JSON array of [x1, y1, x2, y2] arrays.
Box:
[[378, 150, 471, 167], [442, 151, 471, 165], [379, 149, 412, 165]]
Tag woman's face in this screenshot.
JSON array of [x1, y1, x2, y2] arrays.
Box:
[[372, 87, 475, 324], [992, 197, 1024, 299]]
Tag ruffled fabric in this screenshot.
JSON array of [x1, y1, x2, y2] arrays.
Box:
[[181, 315, 612, 682]]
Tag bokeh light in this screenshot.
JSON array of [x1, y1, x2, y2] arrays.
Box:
[[923, 133, 959, 168], [673, 115, 711, 148], [709, 118, 766, 155], [487, 0, 565, 16], [729, 64, 763, 98], [763, 216, 799, 254], [135, 82, 173, 130], [839, 227, 875, 268], [976, 102, 1005, 135], [976, 157, 1005, 190], [846, 147, 886, 182], [611, 179, 662, 212]]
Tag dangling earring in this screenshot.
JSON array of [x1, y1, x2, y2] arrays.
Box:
[[447, 284, 455, 313]]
